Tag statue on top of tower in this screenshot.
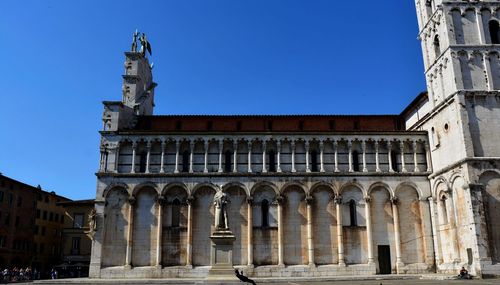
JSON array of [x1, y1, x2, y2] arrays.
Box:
[[139, 33, 152, 57], [131, 29, 139, 52]]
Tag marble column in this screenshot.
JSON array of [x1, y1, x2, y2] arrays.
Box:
[[262, 141, 267, 173], [413, 141, 420, 172], [319, 141, 325, 173], [131, 141, 137, 174], [348, 140, 353, 172], [145, 141, 151, 173], [391, 197, 404, 273], [291, 140, 296, 173], [476, 8, 486, 44], [364, 197, 374, 265], [247, 197, 254, 267], [388, 141, 394, 173], [277, 196, 284, 266], [247, 141, 253, 173], [335, 196, 345, 266], [156, 196, 164, 267], [114, 143, 120, 173], [375, 141, 381, 172], [425, 142, 432, 172], [174, 140, 180, 174], [334, 140, 339, 172], [218, 140, 223, 173], [186, 197, 194, 267], [362, 141, 368, 172], [125, 197, 136, 268], [306, 196, 315, 266], [160, 140, 166, 173], [484, 52, 494, 91], [204, 140, 209, 173], [233, 141, 238, 173], [189, 141, 194, 173], [400, 141, 407, 173], [277, 140, 282, 173], [428, 197, 442, 265], [305, 140, 311, 172]]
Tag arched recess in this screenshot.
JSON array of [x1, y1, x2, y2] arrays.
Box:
[[479, 171, 500, 263], [369, 185, 396, 273], [282, 185, 307, 265], [102, 187, 129, 267], [489, 19, 500, 44], [451, 174, 472, 263], [395, 184, 425, 265], [162, 185, 188, 266], [435, 180, 455, 263], [311, 184, 337, 265], [252, 184, 278, 266], [192, 185, 216, 266], [340, 184, 367, 265], [132, 187, 158, 267], [225, 185, 248, 266]]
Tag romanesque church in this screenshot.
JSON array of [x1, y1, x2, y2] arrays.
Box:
[[89, 0, 500, 278]]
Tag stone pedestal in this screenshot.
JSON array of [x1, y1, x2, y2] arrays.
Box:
[[207, 230, 238, 280]]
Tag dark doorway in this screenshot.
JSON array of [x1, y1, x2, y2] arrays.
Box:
[[378, 245, 391, 274]]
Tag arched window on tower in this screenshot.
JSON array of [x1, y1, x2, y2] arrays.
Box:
[[391, 150, 400, 172], [182, 151, 189, 172], [352, 150, 360, 172], [489, 20, 500, 44], [349, 200, 357, 226], [261, 199, 269, 227], [433, 35, 441, 60], [224, 150, 232, 172], [441, 195, 449, 224], [268, 150, 276, 172], [311, 150, 318, 172], [171, 199, 181, 227]]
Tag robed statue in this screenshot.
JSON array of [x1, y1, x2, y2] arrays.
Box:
[[213, 190, 229, 229], [139, 33, 152, 57]]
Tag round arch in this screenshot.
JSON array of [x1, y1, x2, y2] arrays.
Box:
[[191, 182, 218, 197], [280, 181, 308, 196], [394, 181, 422, 199], [102, 182, 130, 198], [132, 181, 159, 197], [222, 181, 249, 197], [309, 181, 336, 196], [367, 182, 393, 198], [162, 182, 189, 197], [250, 181, 279, 196], [338, 181, 365, 196]]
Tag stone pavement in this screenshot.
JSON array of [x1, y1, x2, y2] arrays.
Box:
[[30, 276, 500, 285]]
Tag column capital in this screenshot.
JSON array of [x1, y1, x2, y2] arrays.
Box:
[[361, 140, 366, 150], [219, 140, 224, 148], [334, 196, 342, 205], [412, 140, 418, 148], [347, 140, 352, 148], [319, 140, 324, 150], [374, 140, 379, 150], [233, 140, 239, 148], [275, 195, 284, 205], [175, 140, 180, 148], [390, 196, 398, 205], [305, 195, 314, 205], [189, 140, 195, 148], [305, 140, 310, 149], [158, 195, 166, 206], [427, 196, 435, 203], [364, 196, 371, 203], [400, 140, 405, 149], [246, 196, 254, 205], [128, 196, 136, 205], [146, 141, 152, 149], [132, 141, 138, 148], [204, 140, 209, 148], [186, 196, 195, 205], [161, 140, 166, 148], [333, 140, 338, 148], [247, 140, 253, 148], [276, 140, 281, 148], [290, 140, 296, 148], [262, 140, 267, 149]]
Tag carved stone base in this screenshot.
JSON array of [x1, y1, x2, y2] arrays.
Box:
[[207, 230, 238, 280]]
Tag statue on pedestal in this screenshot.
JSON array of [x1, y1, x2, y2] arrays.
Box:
[[213, 190, 229, 230]]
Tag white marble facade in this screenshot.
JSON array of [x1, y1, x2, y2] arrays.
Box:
[[89, 0, 500, 278]]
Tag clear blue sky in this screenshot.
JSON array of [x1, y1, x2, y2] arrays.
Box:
[[0, 0, 426, 200]]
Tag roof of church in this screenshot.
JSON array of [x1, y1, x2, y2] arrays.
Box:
[[126, 114, 406, 133]]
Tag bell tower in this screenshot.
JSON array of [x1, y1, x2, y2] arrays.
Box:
[[408, 0, 500, 277]]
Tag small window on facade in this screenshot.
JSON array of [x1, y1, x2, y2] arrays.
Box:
[[354, 121, 360, 130], [139, 151, 147, 173], [172, 199, 181, 227], [489, 20, 500, 44], [349, 200, 357, 226], [261, 199, 269, 227], [182, 151, 190, 172], [267, 121, 273, 131], [299, 120, 305, 131], [433, 35, 441, 59], [73, 213, 84, 228], [175, 121, 182, 131], [71, 237, 81, 255], [352, 150, 360, 172], [224, 150, 232, 173], [311, 150, 318, 172], [207, 121, 213, 131], [329, 120, 335, 131], [268, 150, 276, 172]]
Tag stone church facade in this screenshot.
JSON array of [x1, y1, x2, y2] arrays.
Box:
[[89, 0, 500, 278]]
